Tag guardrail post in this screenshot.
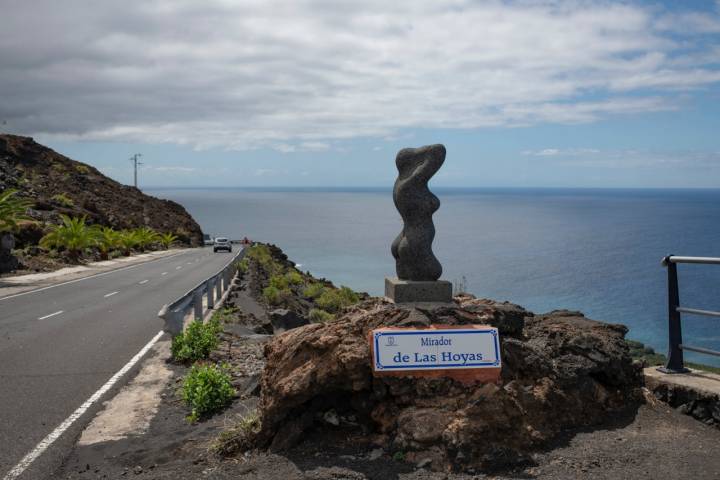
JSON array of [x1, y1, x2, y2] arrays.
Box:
[[207, 279, 215, 310], [193, 288, 203, 321], [659, 258, 689, 373], [224, 266, 232, 289], [216, 274, 222, 300]]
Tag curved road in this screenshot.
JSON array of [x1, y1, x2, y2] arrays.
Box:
[[0, 247, 238, 479]]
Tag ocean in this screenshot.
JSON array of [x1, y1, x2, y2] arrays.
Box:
[[146, 187, 720, 366]]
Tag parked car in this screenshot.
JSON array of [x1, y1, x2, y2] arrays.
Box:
[[213, 237, 232, 253]]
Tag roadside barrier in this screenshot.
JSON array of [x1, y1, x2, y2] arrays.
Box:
[[158, 249, 245, 335], [658, 255, 720, 373]]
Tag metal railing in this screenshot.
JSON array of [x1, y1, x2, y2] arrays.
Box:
[[658, 255, 720, 373], [158, 248, 245, 335]]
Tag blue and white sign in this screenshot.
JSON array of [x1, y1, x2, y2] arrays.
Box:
[[372, 327, 501, 371]]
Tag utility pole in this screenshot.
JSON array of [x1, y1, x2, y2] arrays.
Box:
[[130, 153, 143, 188]]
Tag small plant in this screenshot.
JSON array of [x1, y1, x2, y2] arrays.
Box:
[[236, 258, 249, 274], [268, 273, 289, 290], [262, 285, 291, 306], [0, 189, 33, 233], [316, 286, 360, 313], [51, 193, 74, 207], [94, 226, 121, 259], [182, 363, 235, 422], [303, 282, 326, 299], [171, 318, 222, 363], [308, 308, 334, 323], [245, 244, 274, 267], [159, 232, 178, 249], [75, 164, 90, 174], [118, 229, 139, 255], [392, 451, 405, 461], [285, 270, 304, 285], [132, 226, 160, 251], [212, 410, 261, 456]]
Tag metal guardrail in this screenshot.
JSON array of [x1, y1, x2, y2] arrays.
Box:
[[158, 248, 245, 336], [658, 255, 720, 374]]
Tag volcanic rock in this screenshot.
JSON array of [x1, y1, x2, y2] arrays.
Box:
[[253, 295, 643, 472], [0, 134, 203, 246]]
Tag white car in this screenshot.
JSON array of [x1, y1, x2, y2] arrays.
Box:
[[213, 237, 232, 253]]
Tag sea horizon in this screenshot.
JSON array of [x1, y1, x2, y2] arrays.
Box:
[[147, 186, 720, 367]]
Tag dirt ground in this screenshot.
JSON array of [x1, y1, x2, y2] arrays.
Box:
[[54, 328, 720, 480]]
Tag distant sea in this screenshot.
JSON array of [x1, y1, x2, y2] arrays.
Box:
[[147, 187, 720, 366]]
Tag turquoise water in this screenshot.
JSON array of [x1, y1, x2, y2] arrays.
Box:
[[147, 187, 720, 366]]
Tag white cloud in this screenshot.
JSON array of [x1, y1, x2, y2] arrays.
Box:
[[530, 148, 720, 169], [150, 166, 197, 173], [523, 148, 600, 156], [1, 1, 719, 149]]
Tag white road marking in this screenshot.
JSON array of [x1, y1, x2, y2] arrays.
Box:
[[2, 331, 165, 480], [176, 266, 182, 270], [138, 280, 149, 285], [187, 261, 193, 265], [161, 272, 168, 276], [104, 291, 119, 298], [0, 251, 190, 301], [37, 310, 63, 320]]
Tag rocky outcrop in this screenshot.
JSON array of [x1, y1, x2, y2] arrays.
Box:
[[0, 134, 203, 246], [253, 295, 643, 472]]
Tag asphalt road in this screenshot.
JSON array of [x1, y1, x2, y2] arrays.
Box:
[[0, 247, 239, 480]]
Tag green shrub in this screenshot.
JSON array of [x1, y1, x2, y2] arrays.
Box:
[[285, 270, 304, 285], [0, 189, 33, 233], [303, 282, 326, 299], [316, 286, 360, 313], [182, 363, 235, 422], [308, 308, 334, 323], [268, 274, 289, 290], [236, 258, 249, 274], [262, 285, 291, 306], [171, 318, 222, 363], [75, 164, 90, 174], [40, 214, 98, 261], [51, 193, 74, 208], [246, 244, 274, 267], [159, 232, 178, 249]]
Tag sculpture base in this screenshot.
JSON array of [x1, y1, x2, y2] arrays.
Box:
[[385, 277, 453, 304]]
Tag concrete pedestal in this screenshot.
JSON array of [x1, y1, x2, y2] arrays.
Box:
[[385, 277, 453, 303]]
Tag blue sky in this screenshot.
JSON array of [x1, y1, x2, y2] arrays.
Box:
[[2, 0, 720, 188]]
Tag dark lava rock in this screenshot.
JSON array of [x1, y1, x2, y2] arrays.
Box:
[[0, 134, 203, 246], [269, 308, 309, 333], [252, 296, 643, 472]]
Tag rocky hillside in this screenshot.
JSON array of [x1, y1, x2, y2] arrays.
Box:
[[0, 134, 203, 247]]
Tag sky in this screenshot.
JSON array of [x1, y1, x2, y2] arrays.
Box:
[[1, 0, 719, 188]]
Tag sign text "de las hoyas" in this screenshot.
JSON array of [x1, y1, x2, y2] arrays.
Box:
[[372, 327, 501, 372]]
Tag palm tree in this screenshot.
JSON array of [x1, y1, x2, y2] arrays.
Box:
[[159, 232, 178, 250], [94, 226, 121, 260], [0, 189, 33, 272], [40, 215, 99, 262], [118, 230, 139, 256], [0, 189, 33, 233], [133, 227, 160, 251]]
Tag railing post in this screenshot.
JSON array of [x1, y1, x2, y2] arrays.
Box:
[[207, 279, 215, 310], [193, 288, 203, 321], [216, 273, 222, 300], [659, 258, 689, 373], [225, 266, 232, 289]]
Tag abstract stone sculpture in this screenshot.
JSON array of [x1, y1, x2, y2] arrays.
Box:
[[386, 144, 452, 303], [391, 144, 444, 281]]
